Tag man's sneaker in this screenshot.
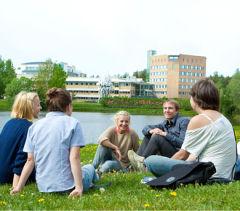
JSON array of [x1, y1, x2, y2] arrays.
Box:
[[140, 176, 156, 184], [128, 150, 146, 172]]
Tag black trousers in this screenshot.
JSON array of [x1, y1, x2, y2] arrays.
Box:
[[137, 134, 178, 158]]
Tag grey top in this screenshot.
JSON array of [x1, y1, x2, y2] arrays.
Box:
[[24, 112, 85, 192], [142, 113, 189, 148]]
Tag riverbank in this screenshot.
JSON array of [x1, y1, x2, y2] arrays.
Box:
[[0, 99, 195, 116]]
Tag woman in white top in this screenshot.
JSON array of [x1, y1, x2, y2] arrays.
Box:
[[132, 78, 236, 180]]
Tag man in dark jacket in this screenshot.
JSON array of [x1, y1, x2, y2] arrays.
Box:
[[134, 100, 189, 159]]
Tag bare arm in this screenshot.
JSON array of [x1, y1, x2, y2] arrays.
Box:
[[10, 153, 35, 195], [68, 147, 83, 198], [12, 174, 20, 188], [171, 149, 190, 160]]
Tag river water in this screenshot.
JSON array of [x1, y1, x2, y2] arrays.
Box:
[[0, 111, 163, 144]]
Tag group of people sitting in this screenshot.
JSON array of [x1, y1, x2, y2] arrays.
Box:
[[0, 78, 237, 197]]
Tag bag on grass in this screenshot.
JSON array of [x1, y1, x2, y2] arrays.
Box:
[[147, 161, 216, 189]]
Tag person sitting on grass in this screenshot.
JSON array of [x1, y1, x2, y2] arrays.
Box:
[[0, 91, 41, 187], [92, 111, 139, 174], [128, 100, 189, 166], [11, 88, 99, 197], [128, 78, 236, 181]]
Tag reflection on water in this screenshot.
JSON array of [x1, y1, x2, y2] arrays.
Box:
[[0, 111, 163, 144]]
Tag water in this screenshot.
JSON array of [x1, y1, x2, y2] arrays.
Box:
[[0, 111, 163, 144]]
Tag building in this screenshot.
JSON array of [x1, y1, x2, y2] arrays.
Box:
[[149, 53, 206, 98], [66, 76, 155, 101], [18, 61, 81, 78]]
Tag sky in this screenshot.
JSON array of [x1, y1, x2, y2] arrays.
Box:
[[0, 0, 239, 77]]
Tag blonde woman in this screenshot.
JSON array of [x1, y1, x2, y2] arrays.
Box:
[[0, 91, 41, 187], [92, 111, 139, 174]]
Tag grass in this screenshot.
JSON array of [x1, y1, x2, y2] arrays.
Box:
[[1, 143, 240, 210]]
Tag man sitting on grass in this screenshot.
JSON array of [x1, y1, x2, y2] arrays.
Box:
[[128, 100, 189, 171]]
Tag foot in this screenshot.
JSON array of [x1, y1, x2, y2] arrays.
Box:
[[128, 150, 146, 172]]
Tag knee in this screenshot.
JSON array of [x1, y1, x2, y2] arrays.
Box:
[[150, 134, 166, 144], [144, 155, 160, 169]]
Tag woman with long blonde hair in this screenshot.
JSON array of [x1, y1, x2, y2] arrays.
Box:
[[0, 91, 41, 187]]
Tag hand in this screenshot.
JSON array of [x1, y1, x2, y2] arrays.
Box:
[[114, 148, 122, 161], [149, 128, 163, 135], [68, 187, 83, 198], [10, 186, 21, 195]]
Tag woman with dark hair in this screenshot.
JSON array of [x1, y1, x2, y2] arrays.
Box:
[[130, 78, 236, 180], [11, 88, 99, 197]]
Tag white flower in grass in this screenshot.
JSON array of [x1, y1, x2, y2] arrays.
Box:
[[99, 187, 105, 193]]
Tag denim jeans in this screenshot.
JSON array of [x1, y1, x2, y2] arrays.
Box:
[[92, 145, 123, 173], [82, 164, 99, 192], [144, 155, 189, 177]]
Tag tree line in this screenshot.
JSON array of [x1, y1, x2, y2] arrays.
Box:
[[0, 58, 67, 109], [0, 57, 239, 122]]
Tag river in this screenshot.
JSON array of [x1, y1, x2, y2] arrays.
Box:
[[0, 111, 163, 144]]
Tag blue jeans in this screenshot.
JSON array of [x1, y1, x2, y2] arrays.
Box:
[[92, 145, 123, 173], [82, 164, 99, 192], [144, 155, 188, 177]]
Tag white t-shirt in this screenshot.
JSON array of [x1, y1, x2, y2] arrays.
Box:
[[182, 115, 236, 180], [24, 112, 85, 192]]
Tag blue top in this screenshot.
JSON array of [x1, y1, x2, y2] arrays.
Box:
[[142, 113, 190, 148], [24, 112, 85, 192], [0, 118, 35, 183]]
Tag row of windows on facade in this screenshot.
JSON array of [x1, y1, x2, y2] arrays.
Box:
[[150, 78, 167, 82], [179, 78, 199, 83], [179, 72, 204, 77], [150, 72, 167, 76], [151, 71, 204, 77], [152, 57, 204, 63], [179, 85, 193, 89], [155, 84, 167, 89], [25, 66, 39, 70], [71, 90, 131, 94], [67, 82, 133, 86], [151, 65, 205, 70], [156, 91, 190, 96]]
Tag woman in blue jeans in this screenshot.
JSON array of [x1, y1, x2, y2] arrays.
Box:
[[11, 88, 99, 197], [130, 78, 236, 180]]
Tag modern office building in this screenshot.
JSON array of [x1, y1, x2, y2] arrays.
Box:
[[149, 53, 206, 98], [66, 77, 155, 101], [19, 61, 81, 78]]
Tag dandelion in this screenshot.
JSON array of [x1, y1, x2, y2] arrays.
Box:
[[155, 194, 161, 197], [144, 203, 150, 208], [99, 187, 105, 193], [0, 201, 7, 206], [38, 198, 45, 203], [170, 191, 177, 197]]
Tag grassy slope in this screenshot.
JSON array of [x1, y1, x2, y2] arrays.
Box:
[[1, 143, 240, 210]]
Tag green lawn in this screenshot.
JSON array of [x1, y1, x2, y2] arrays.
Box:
[[1, 144, 240, 210]]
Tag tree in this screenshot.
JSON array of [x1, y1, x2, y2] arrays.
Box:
[[226, 69, 240, 121], [0, 59, 16, 98], [5, 77, 33, 100], [133, 69, 147, 82], [34, 60, 67, 108]]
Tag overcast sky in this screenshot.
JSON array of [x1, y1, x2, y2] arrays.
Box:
[[0, 0, 239, 77]]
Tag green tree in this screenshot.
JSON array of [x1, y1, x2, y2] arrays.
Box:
[[5, 77, 33, 100], [34, 60, 67, 108], [0, 59, 16, 98], [226, 69, 240, 122], [133, 69, 147, 82]]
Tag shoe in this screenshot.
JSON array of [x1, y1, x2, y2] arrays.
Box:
[[128, 150, 146, 172], [140, 176, 156, 184]]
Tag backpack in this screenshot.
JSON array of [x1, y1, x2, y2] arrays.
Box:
[[147, 161, 216, 189]]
